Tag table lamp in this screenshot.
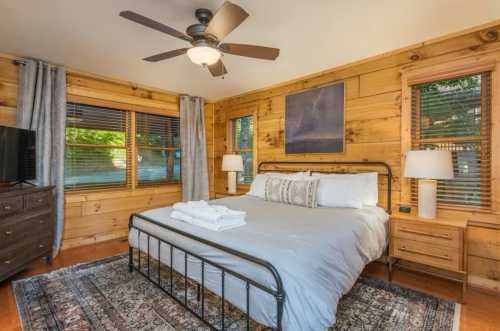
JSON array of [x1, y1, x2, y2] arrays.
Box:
[[222, 154, 243, 194], [404, 150, 454, 219]]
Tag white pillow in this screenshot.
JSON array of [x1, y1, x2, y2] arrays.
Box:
[[247, 171, 310, 198], [312, 172, 378, 206], [316, 175, 364, 208], [356, 172, 378, 206]]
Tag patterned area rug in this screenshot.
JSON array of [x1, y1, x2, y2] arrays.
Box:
[[13, 254, 459, 331]]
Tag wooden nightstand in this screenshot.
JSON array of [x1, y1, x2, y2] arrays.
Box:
[[389, 213, 468, 301]]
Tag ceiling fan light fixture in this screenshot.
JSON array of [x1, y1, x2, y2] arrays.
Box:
[[187, 46, 221, 66]]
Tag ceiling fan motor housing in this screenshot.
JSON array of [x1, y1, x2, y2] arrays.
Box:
[[187, 8, 218, 42]]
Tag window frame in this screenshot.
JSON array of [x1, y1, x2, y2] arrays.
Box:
[[64, 99, 181, 192], [226, 105, 258, 189], [401, 57, 499, 212]]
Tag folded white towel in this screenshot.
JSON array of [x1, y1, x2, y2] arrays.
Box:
[[170, 210, 246, 231], [172, 200, 246, 224]]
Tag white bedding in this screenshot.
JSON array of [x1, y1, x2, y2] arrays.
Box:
[[129, 195, 388, 331]]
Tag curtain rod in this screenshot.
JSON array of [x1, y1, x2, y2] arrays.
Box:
[[12, 59, 58, 70]]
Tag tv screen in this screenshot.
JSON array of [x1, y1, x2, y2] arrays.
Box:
[[0, 126, 36, 183]]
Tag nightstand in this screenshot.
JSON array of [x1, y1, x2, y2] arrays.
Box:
[[214, 191, 246, 199], [389, 213, 468, 301]]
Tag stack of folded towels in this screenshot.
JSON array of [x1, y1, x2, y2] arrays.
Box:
[[170, 201, 246, 231]]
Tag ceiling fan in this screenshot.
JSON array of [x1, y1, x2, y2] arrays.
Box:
[[120, 1, 280, 77]]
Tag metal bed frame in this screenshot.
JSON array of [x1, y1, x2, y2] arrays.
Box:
[[128, 160, 393, 331]]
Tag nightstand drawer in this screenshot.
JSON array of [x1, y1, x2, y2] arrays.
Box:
[[468, 255, 500, 282], [392, 220, 460, 248], [392, 238, 461, 272]]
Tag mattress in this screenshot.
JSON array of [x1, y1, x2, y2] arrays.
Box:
[[129, 195, 389, 331]]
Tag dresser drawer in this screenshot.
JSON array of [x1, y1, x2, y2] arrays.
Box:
[[0, 195, 23, 218], [392, 219, 461, 248], [468, 227, 500, 261], [24, 190, 52, 211], [0, 213, 52, 248], [391, 238, 461, 272], [0, 236, 52, 276]]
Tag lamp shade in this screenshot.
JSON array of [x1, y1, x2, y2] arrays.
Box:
[[222, 154, 244, 172], [404, 150, 454, 180]]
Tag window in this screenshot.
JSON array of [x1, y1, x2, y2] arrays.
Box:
[[411, 73, 491, 209], [136, 112, 181, 185], [231, 116, 254, 184], [65, 103, 130, 189], [65, 102, 181, 190]]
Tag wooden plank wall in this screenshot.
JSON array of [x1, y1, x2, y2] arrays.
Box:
[[0, 53, 186, 249], [205, 102, 216, 198], [212, 23, 500, 292]]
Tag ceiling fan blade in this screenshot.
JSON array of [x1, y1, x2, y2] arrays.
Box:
[[205, 2, 249, 41], [120, 10, 193, 43], [208, 59, 228, 77], [143, 48, 189, 62], [219, 43, 280, 60]]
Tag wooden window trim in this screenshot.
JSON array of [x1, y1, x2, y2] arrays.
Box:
[[401, 56, 500, 213], [67, 94, 180, 118]]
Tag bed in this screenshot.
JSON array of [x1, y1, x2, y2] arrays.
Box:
[[128, 161, 393, 331]]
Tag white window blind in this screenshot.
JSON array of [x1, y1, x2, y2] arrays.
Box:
[[411, 72, 491, 209]]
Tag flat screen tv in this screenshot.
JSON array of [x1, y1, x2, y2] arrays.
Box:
[[0, 126, 36, 183]]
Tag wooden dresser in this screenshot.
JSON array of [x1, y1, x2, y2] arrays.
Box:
[[0, 185, 55, 282], [389, 213, 468, 300]]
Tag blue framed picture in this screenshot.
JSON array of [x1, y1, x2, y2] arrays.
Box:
[[285, 82, 345, 154]]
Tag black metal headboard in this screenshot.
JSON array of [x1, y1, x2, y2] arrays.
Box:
[[257, 160, 393, 214]]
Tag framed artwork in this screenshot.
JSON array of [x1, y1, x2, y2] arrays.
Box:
[[285, 81, 345, 154]]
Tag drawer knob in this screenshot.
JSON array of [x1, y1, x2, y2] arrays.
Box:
[[38, 244, 45, 248], [4, 260, 11, 265], [37, 198, 44, 203], [39, 220, 45, 224], [3, 205, 11, 210], [4, 231, 12, 236]]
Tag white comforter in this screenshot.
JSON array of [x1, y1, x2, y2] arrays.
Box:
[[129, 195, 388, 331]]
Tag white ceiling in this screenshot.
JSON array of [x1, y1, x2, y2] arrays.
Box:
[[1, 0, 499, 100]]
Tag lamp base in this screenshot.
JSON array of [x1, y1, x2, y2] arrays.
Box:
[[418, 179, 437, 219], [227, 171, 237, 194]]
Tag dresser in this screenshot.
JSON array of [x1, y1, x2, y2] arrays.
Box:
[[0, 185, 55, 282], [389, 213, 467, 301]]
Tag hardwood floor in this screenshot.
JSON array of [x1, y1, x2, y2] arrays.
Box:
[[1, 238, 499, 331]]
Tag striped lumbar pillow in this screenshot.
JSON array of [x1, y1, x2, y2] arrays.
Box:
[[264, 176, 319, 208]]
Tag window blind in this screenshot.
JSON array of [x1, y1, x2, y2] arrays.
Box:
[[411, 72, 491, 209], [65, 103, 130, 189], [136, 112, 181, 185], [231, 116, 254, 184]]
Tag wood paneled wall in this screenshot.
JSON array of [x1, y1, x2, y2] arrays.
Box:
[[212, 22, 500, 292], [0, 53, 186, 249], [205, 102, 216, 198]]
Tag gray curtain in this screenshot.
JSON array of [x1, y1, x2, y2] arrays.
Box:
[[17, 59, 66, 256], [180, 95, 209, 201]]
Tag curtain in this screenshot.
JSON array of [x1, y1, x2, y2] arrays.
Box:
[[17, 59, 66, 256], [180, 95, 209, 201]]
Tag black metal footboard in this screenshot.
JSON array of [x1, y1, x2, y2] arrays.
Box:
[[128, 213, 285, 331]]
